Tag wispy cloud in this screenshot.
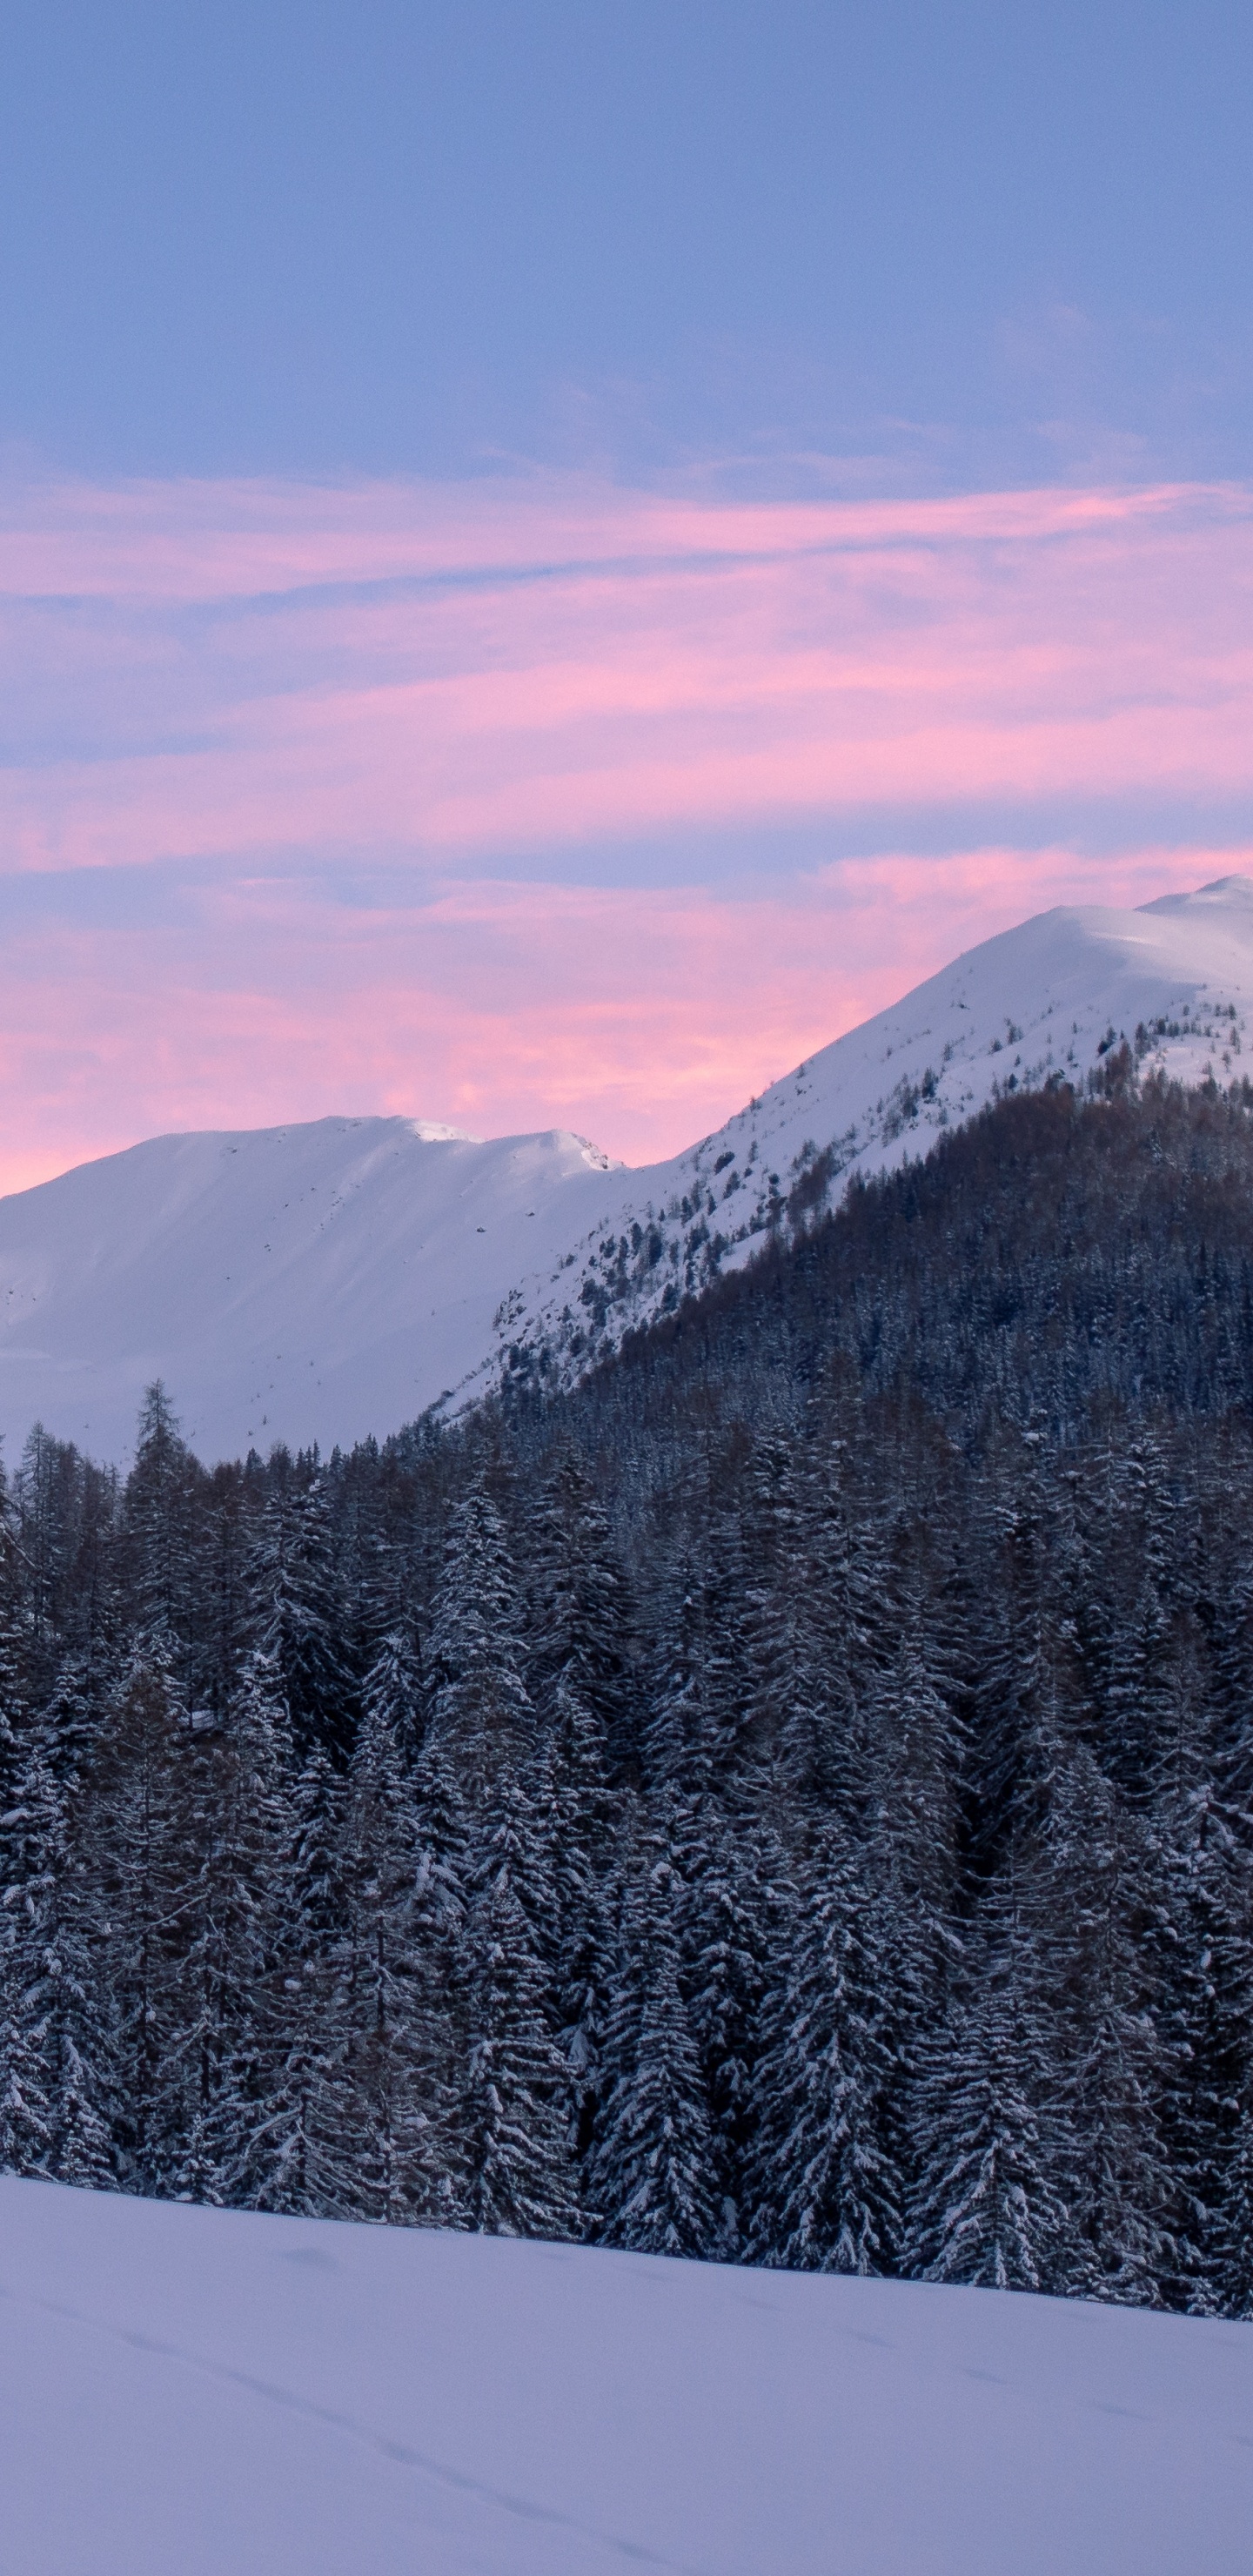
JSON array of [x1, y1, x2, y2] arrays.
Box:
[[0, 467, 1250, 1185]]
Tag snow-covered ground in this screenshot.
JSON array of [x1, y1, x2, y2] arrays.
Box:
[[4, 875, 1253, 1463], [0, 2178, 1249, 2576]]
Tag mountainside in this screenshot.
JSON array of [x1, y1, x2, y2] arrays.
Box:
[[500, 873, 1253, 1400], [3, 2180, 1249, 2576], [3, 875, 1253, 1463], [0, 1117, 619, 1464]]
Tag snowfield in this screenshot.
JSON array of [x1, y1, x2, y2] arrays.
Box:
[[4, 875, 1253, 1463], [0, 2179, 1249, 2576], [0, 1119, 620, 1465]]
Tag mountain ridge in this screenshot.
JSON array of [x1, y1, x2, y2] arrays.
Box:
[[4, 875, 1253, 1462]]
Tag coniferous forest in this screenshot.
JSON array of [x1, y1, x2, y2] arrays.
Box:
[[3, 1069, 1253, 2312]]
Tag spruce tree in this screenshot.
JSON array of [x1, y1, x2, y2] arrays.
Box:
[[545, 1679, 615, 2159], [360, 1627, 424, 1770], [1149, 1775, 1253, 2308], [164, 1650, 295, 2205], [334, 1660, 449, 2224], [749, 1827, 901, 2275], [456, 1867, 579, 2238], [0, 1476, 28, 1813], [591, 1823, 714, 2257], [528, 1446, 633, 1748], [644, 1517, 746, 1794], [251, 1746, 356, 2217], [411, 1737, 471, 1970], [254, 1475, 356, 1762], [426, 1487, 531, 1796], [1044, 1752, 1177, 2304], [124, 1382, 203, 1654], [682, 1801, 781, 2251], [905, 1895, 1064, 2292], [80, 1639, 185, 2188]]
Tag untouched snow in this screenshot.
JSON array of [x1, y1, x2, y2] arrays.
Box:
[[1, 2179, 1250, 2576], [0, 1117, 619, 1463], [4, 876, 1253, 1461]]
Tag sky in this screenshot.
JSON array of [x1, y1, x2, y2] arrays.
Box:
[[2, 2, 1251, 1185]]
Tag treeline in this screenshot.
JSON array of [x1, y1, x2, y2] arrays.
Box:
[[2, 1075, 1253, 2311]]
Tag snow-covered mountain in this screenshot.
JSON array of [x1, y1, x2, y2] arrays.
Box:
[[3, 2177, 1249, 2576], [0, 1117, 620, 1463], [496, 873, 1253, 1403], [3, 875, 1253, 1465]]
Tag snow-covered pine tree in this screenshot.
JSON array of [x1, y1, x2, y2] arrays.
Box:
[[360, 1627, 424, 1771], [250, 1745, 355, 2217], [775, 1428, 885, 1805], [1149, 1773, 1253, 2310], [0, 1737, 57, 2177], [12, 1422, 77, 1678], [426, 1486, 531, 1798], [860, 1600, 968, 2048], [334, 1659, 449, 2224], [0, 1735, 115, 2186], [411, 1736, 471, 1972], [467, 1766, 559, 1973], [543, 1678, 615, 2160], [124, 1382, 203, 1653], [1098, 1434, 1196, 1801], [0, 1938, 52, 2177], [35, 1649, 106, 1797], [643, 1513, 747, 1794], [455, 1864, 580, 2239], [253, 1473, 357, 1763], [904, 1888, 1065, 2292], [336, 1437, 409, 1662], [1043, 1749, 1178, 2304], [591, 1814, 715, 2257], [748, 1824, 901, 2275], [527, 1446, 633, 1750], [734, 1434, 817, 1782], [1222, 2093, 1253, 2320], [1209, 1519, 1253, 1814], [0, 1470, 27, 1814], [680, 1800, 783, 2252], [164, 1649, 295, 2206], [79, 1637, 186, 2189], [967, 1432, 1077, 1866]]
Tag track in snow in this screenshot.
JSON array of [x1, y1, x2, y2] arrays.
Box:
[[1, 2177, 1250, 2576]]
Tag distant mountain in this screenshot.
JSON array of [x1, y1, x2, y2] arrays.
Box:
[[0, 1118, 619, 1464], [3, 875, 1253, 1462]]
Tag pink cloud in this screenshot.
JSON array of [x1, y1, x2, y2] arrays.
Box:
[[2, 474, 1251, 874], [0, 467, 1209, 603], [0, 463, 1250, 1185]]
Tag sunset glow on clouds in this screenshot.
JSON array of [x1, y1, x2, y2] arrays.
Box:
[[3, 468, 1252, 1188]]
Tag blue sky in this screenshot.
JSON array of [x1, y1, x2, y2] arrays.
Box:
[[3, 2, 1250, 489]]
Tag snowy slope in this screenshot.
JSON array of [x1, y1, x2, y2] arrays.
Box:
[[494, 875, 1253, 1397], [3, 875, 1253, 1463], [1, 2179, 1249, 2576], [0, 1117, 619, 1464]]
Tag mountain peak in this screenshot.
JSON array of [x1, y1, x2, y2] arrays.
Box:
[[5, 878, 1253, 1461], [1138, 873, 1253, 916]]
